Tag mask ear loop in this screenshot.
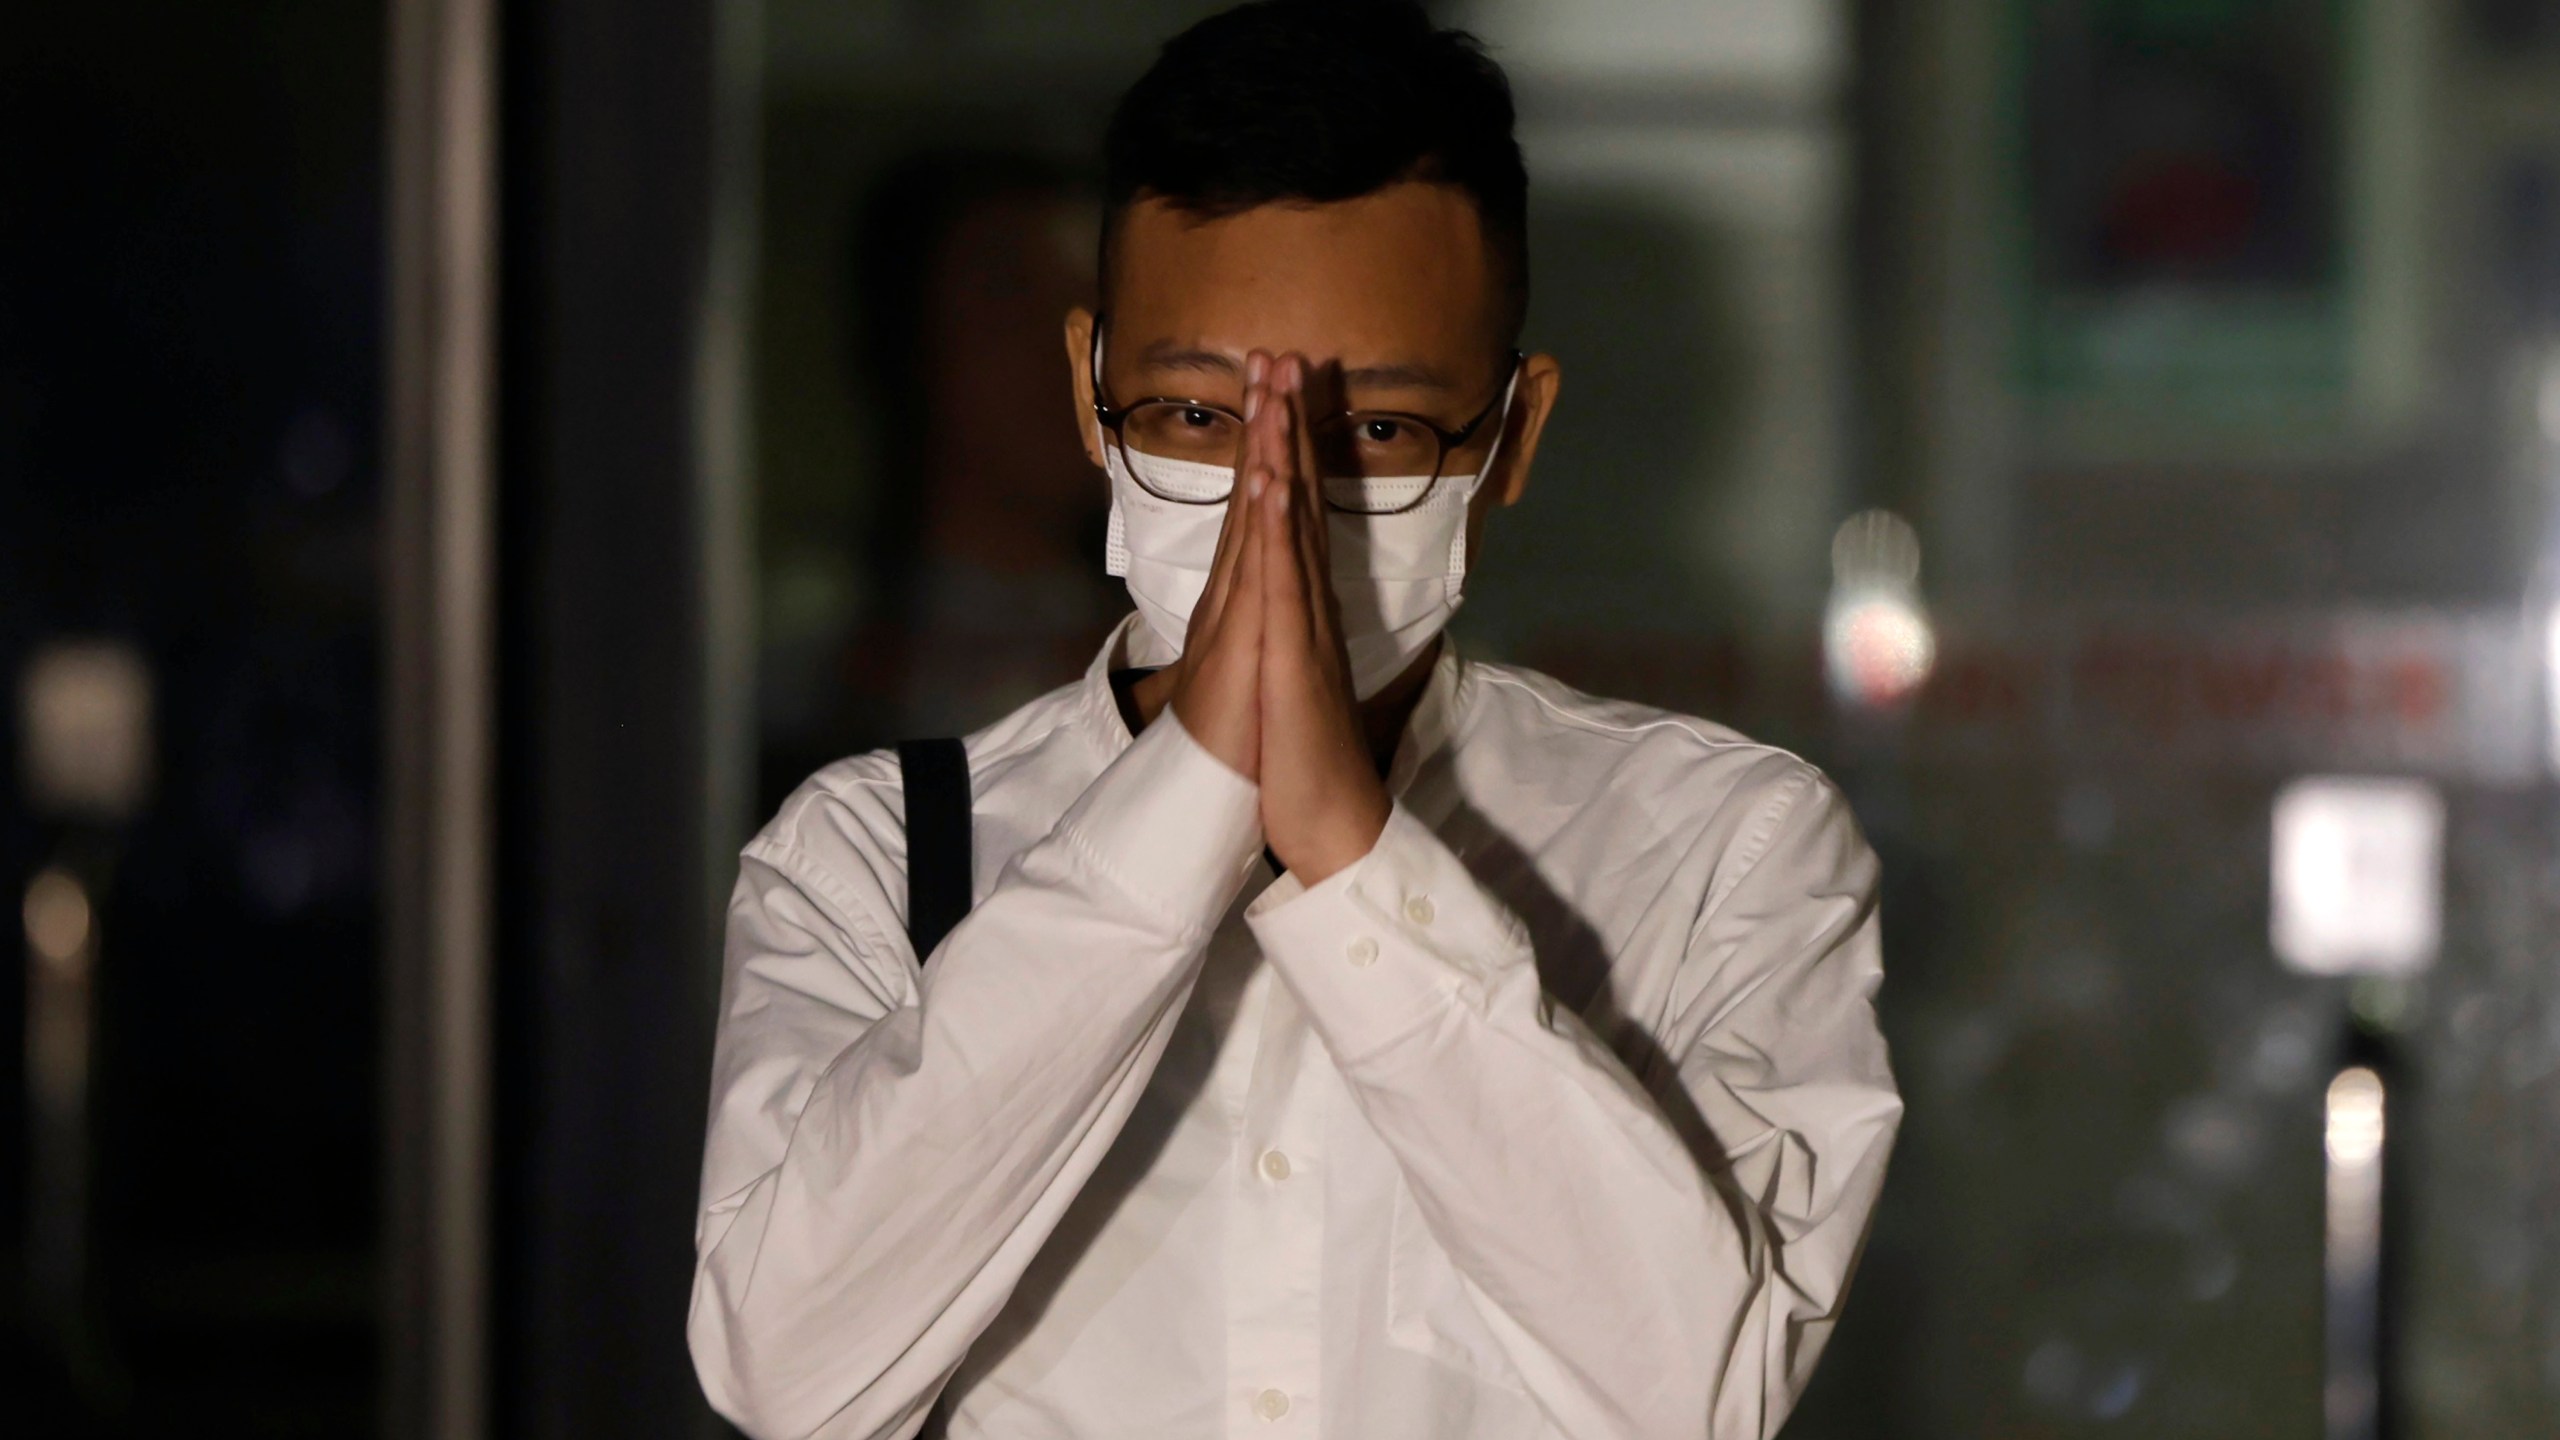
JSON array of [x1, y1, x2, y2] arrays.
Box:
[[1094, 321, 1135, 577], [1444, 364, 1523, 605]]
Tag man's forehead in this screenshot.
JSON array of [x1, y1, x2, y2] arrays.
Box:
[[1129, 336, 1467, 394], [1107, 182, 1500, 367]]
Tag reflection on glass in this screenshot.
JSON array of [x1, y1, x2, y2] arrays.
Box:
[[2324, 1065, 2386, 1440], [2269, 777, 2444, 978], [745, 2, 2560, 1434], [22, 864, 97, 1361], [1824, 510, 1935, 709], [759, 152, 1120, 807]]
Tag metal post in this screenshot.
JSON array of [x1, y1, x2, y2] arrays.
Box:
[[490, 0, 746, 1431], [2324, 1061, 2388, 1440], [384, 0, 500, 1434]]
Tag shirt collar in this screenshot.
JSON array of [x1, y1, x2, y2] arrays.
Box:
[[1387, 638, 1465, 795], [1072, 612, 1466, 798], [1069, 613, 1157, 762]]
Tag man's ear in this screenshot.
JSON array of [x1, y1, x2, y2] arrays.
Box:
[[1064, 306, 1104, 469], [1489, 352, 1561, 508]]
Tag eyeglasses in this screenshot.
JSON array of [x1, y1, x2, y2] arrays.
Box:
[[1090, 322, 1522, 517]]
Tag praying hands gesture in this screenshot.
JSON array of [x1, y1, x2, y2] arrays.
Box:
[[1146, 351, 1393, 885]]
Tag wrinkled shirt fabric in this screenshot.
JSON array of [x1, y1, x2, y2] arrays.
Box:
[[690, 615, 1900, 1440]]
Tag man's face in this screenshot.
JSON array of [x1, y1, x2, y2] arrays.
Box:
[[1066, 181, 1560, 536]]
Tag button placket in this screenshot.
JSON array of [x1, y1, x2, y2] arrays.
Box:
[[1227, 989, 1319, 1435]]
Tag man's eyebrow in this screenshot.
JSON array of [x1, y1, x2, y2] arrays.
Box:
[[1134, 341, 1242, 377], [1340, 361, 1458, 393]]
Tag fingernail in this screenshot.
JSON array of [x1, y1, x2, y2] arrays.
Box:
[[1246, 352, 1267, 385], [1247, 468, 1265, 499], [1245, 385, 1261, 422]]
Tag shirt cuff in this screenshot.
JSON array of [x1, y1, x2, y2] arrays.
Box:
[[1245, 803, 1533, 1067], [1054, 711, 1264, 937]]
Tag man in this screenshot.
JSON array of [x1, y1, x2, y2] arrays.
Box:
[[689, 4, 1899, 1437]]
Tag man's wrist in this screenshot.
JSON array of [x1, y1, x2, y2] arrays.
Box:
[[1279, 789, 1390, 885], [1061, 710, 1266, 934]]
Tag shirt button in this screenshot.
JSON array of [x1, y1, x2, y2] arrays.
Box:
[[1254, 1388, 1291, 1420], [1404, 894, 1436, 927], [1260, 1148, 1291, 1181], [1345, 935, 1379, 967]]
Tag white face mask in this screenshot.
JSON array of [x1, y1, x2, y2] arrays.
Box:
[[1097, 337, 1519, 699]]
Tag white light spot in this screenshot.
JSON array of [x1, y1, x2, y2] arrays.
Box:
[[1825, 592, 1938, 708], [23, 867, 92, 977], [19, 641, 155, 822], [1830, 509, 1923, 588], [1824, 510, 1935, 710], [2325, 1066, 2386, 1169], [2269, 776, 2443, 977]]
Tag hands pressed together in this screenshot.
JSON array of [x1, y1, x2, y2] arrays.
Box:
[[1153, 351, 1393, 886]]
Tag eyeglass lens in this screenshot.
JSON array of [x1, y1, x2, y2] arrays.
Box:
[[1123, 402, 1446, 480]]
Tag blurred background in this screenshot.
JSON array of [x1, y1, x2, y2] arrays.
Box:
[[7, 0, 2560, 1436]]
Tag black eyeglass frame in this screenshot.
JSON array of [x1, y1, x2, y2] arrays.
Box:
[[1088, 319, 1523, 516]]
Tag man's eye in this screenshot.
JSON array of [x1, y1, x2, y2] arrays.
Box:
[[1181, 407, 1221, 429], [1360, 418, 1406, 444]]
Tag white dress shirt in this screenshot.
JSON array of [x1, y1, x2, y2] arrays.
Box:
[[690, 615, 1900, 1440]]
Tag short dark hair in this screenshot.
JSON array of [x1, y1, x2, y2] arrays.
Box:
[[1101, 0, 1529, 344]]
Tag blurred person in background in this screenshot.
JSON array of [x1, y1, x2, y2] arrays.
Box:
[[837, 153, 1122, 749], [690, 3, 1898, 1437]]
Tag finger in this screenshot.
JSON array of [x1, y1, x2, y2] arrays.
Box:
[[1191, 364, 1269, 642], [1278, 372, 1332, 651], [1226, 449, 1270, 664], [1261, 426, 1313, 669], [1246, 351, 1279, 492], [1293, 369, 1331, 577], [1256, 360, 1297, 528], [1290, 356, 1327, 501], [1261, 354, 1296, 491], [1177, 445, 1265, 777], [1255, 362, 1304, 634]]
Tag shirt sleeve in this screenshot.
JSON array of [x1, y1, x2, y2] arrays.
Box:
[[1244, 767, 1901, 1440], [688, 715, 1263, 1440]]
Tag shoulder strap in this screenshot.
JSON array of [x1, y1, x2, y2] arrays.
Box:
[[895, 738, 974, 964]]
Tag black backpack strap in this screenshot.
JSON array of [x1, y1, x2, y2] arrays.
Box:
[[896, 738, 974, 964]]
